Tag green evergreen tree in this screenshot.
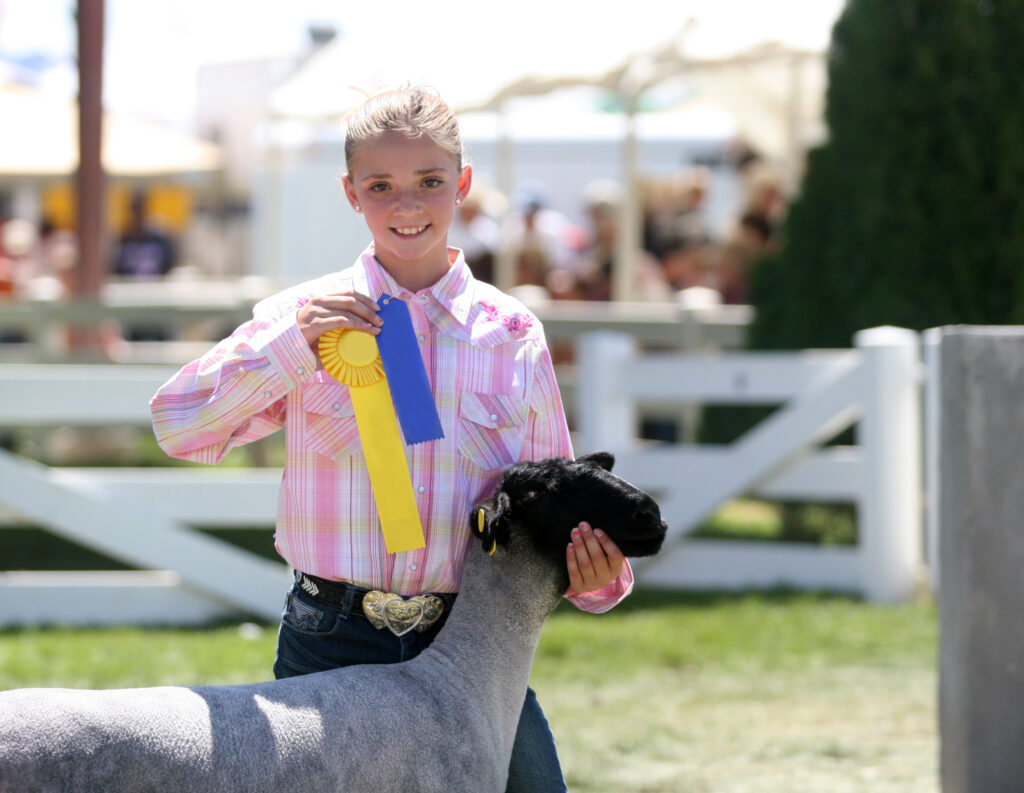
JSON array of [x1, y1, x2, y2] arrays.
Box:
[[748, 0, 1024, 350]]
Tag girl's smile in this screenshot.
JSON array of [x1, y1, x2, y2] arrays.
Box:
[[343, 131, 471, 292]]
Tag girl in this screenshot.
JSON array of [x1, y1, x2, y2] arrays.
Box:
[[150, 86, 633, 793]]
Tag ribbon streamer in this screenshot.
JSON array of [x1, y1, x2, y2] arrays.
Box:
[[376, 294, 444, 445], [319, 328, 425, 553]]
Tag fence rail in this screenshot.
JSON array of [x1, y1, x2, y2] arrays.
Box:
[[0, 288, 749, 363], [0, 322, 928, 626]]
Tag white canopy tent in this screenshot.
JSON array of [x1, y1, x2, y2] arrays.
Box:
[[267, 0, 844, 297], [269, 0, 840, 121], [0, 84, 222, 179]]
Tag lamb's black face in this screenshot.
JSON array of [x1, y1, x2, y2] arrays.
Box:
[[472, 452, 667, 559]]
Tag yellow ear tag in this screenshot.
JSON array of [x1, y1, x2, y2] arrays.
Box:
[[475, 507, 495, 554], [318, 328, 425, 554]]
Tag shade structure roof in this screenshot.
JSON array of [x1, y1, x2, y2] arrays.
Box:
[[268, 0, 841, 136], [0, 84, 222, 179]]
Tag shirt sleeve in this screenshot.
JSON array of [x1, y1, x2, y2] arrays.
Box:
[[520, 342, 634, 613], [520, 343, 573, 462], [150, 299, 318, 464]]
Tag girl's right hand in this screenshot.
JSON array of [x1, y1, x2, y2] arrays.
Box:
[[296, 290, 383, 350]]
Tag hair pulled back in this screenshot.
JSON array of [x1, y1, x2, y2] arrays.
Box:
[[344, 86, 463, 171]]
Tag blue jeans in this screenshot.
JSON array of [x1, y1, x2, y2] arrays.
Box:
[[274, 584, 567, 793]]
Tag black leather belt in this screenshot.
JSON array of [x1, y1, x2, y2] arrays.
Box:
[[294, 571, 452, 636], [295, 571, 371, 612]]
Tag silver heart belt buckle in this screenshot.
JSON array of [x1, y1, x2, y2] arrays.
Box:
[[362, 591, 445, 637]]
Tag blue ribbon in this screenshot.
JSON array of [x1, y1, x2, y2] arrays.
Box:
[[376, 294, 445, 445]]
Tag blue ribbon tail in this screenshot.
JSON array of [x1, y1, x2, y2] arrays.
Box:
[[376, 294, 445, 445]]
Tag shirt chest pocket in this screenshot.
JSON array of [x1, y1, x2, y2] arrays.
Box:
[[457, 392, 528, 471], [302, 382, 361, 461]]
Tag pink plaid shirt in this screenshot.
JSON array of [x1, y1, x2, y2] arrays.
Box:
[[151, 246, 632, 613]]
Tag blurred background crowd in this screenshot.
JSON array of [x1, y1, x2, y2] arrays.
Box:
[[0, 0, 842, 358], [0, 153, 785, 307], [449, 153, 784, 305]]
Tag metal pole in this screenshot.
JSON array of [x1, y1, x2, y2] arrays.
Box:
[[612, 100, 639, 302], [493, 102, 517, 292], [75, 0, 106, 302]]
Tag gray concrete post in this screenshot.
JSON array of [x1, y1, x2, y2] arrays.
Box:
[[938, 327, 1024, 793]]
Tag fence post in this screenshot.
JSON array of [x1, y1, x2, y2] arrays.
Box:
[[575, 332, 637, 455], [854, 326, 923, 602]]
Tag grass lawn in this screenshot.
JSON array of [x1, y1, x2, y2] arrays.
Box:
[[0, 589, 937, 793]]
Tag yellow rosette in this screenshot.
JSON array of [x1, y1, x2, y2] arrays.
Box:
[[319, 328, 426, 553]]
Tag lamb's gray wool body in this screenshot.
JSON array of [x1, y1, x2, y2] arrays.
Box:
[[0, 452, 666, 793]]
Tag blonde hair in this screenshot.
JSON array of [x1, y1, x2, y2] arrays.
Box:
[[344, 86, 464, 171]]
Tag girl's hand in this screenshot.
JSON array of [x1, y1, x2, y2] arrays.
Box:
[[296, 290, 383, 350], [566, 521, 626, 595]]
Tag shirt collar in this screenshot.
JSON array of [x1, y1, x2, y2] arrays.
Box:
[[358, 244, 476, 333]]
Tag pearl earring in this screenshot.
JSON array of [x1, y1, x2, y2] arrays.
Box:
[[455, 198, 462, 205], [355, 204, 361, 212]]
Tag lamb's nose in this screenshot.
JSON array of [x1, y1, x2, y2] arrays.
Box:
[[633, 500, 661, 523]]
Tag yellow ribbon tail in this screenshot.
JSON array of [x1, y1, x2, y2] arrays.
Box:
[[350, 380, 426, 553], [318, 328, 426, 554]]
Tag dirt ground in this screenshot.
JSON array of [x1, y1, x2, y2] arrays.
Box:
[[543, 663, 937, 793]]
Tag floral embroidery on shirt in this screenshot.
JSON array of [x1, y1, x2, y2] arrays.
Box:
[[479, 301, 534, 332]]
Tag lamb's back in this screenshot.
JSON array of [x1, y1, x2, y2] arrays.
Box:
[[0, 659, 506, 793]]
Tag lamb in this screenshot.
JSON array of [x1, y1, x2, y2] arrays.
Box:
[[0, 452, 666, 793]]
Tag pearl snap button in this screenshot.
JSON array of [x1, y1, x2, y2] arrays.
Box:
[[489, 413, 498, 422], [417, 334, 425, 343], [409, 563, 418, 571], [333, 402, 342, 411], [263, 390, 273, 399], [417, 486, 426, 493], [297, 366, 305, 376]]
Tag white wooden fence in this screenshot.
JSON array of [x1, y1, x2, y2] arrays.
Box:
[[0, 365, 291, 625], [576, 326, 924, 602], [0, 325, 926, 625]]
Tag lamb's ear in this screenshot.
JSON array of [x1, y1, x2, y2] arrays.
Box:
[[577, 451, 615, 472], [472, 492, 511, 556]]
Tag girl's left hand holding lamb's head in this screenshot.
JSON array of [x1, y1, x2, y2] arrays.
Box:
[[566, 521, 625, 595]]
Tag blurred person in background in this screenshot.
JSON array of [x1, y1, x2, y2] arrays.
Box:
[[0, 218, 38, 301], [661, 234, 714, 294], [573, 178, 672, 302], [715, 211, 775, 304], [504, 182, 581, 292], [643, 166, 713, 263], [111, 190, 178, 341], [30, 216, 78, 301], [0, 219, 39, 345], [641, 177, 678, 261], [112, 190, 178, 281], [740, 164, 785, 249], [672, 165, 713, 246], [447, 188, 501, 283], [711, 165, 785, 305]]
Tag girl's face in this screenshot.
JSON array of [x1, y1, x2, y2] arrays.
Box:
[[343, 132, 471, 290]]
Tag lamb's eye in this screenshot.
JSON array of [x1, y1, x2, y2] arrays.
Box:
[[516, 490, 539, 505]]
